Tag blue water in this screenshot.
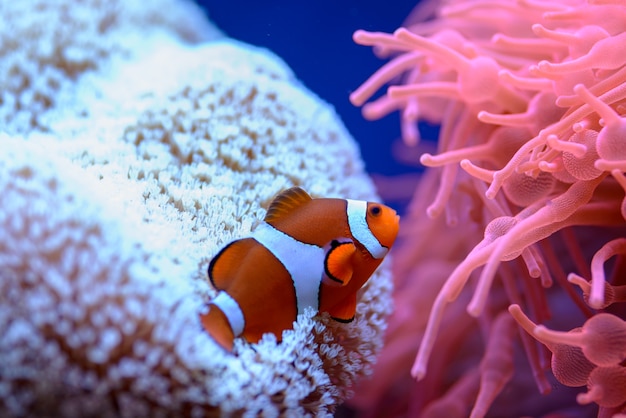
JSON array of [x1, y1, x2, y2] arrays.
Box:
[[199, 1, 437, 212]]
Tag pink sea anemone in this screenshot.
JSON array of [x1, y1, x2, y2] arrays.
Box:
[[349, 0, 626, 416]]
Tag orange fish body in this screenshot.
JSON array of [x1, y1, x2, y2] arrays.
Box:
[[200, 187, 399, 351]]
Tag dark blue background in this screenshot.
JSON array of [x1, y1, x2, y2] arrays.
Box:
[[199, 1, 433, 211]]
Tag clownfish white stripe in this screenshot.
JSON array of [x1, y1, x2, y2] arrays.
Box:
[[346, 199, 388, 259], [252, 221, 324, 315], [211, 291, 246, 337]]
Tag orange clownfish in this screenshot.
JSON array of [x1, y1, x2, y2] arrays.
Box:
[[200, 187, 399, 351]]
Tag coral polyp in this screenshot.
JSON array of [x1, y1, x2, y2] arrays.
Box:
[[350, 0, 626, 416]]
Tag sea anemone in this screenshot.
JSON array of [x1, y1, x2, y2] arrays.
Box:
[[0, 0, 393, 416], [349, 0, 626, 416]]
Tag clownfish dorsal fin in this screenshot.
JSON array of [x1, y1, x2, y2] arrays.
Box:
[[208, 238, 257, 290], [264, 187, 312, 223], [327, 293, 357, 323]]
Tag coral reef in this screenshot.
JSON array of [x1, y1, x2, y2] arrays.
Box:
[[349, 0, 626, 416], [0, 0, 393, 416]]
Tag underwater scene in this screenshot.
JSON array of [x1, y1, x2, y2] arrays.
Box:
[[1, 0, 626, 417]]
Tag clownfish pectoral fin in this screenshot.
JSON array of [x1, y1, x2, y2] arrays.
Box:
[[264, 187, 312, 223], [322, 239, 356, 287], [208, 238, 257, 290], [200, 305, 235, 352], [327, 293, 357, 323]]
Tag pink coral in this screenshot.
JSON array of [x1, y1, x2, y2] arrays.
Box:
[[348, 0, 626, 416]]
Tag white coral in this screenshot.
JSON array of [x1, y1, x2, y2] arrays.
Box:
[[0, 0, 393, 416]]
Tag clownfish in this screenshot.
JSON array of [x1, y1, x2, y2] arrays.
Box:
[[200, 187, 399, 351]]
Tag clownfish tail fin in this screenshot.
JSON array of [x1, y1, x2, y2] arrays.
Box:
[[199, 305, 235, 352]]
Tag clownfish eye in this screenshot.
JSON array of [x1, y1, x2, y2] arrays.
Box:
[[369, 205, 382, 217]]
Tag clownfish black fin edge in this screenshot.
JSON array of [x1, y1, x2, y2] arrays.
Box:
[[264, 186, 312, 223], [323, 240, 356, 286], [331, 315, 355, 324], [326, 292, 358, 323]]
